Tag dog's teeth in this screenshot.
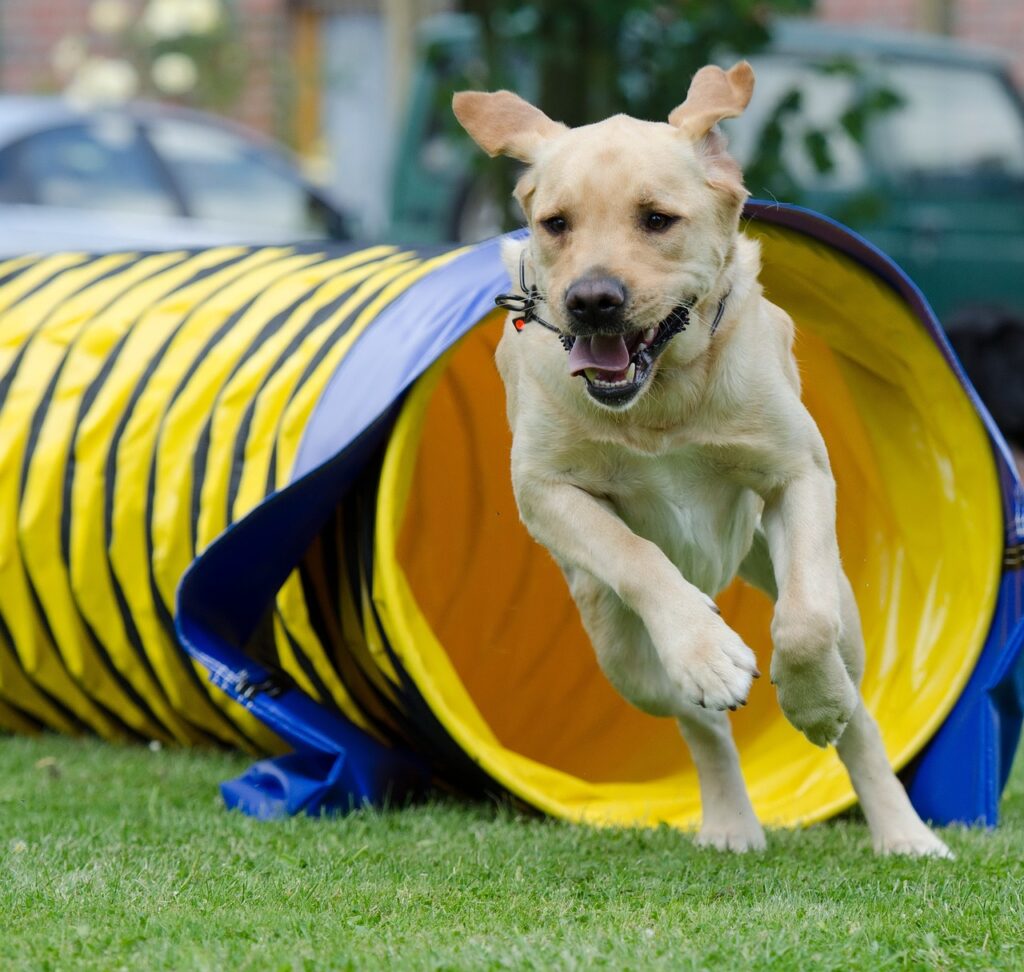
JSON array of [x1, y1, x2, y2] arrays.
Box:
[[643, 328, 657, 343], [626, 363, 636, 382], [585, 368, 598, 382]]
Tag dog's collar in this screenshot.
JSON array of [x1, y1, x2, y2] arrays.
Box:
[[494, 249, 728, 350]]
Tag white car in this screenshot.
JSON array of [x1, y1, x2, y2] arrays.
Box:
[[0, 97, 350, 255]]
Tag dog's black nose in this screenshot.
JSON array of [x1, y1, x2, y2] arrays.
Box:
[[565, 276, 627, 331]]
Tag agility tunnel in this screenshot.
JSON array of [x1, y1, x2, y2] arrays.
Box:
[[0, 201, 1021, 829]]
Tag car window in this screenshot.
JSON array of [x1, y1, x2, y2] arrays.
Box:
[[0, 145, 26, 202], [723, 56, 866, 191], [4, 117, 175, 215], [876, 63, 1024, 182], [145, 118, 330, 234]]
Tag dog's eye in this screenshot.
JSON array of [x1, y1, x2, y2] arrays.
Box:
[[643, 212, 677, 232], [541, 216, 568, 236]]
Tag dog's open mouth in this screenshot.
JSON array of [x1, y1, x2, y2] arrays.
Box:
[[567, 308, 689, 406]]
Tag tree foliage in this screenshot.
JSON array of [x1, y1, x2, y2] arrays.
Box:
[[461, 0, 813, 124], [451, 1, 902, 230]]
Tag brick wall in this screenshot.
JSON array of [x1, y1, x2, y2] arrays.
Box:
[[818, 0, 918, 31], [0, 0, 92, 93], [818, 0, 1024, 88], [4, 0, 1020, 135], [232, 0, 290, 136], [0, 0, 289, 135], [954, 0, 1024, 85]]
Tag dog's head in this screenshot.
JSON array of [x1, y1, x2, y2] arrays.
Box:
[[453, 62, 754, 410]]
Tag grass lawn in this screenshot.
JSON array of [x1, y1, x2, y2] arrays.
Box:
[[2, 735, 1023, 970]]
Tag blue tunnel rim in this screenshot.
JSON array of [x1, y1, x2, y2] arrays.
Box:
[[174, 201, 1024, 824]]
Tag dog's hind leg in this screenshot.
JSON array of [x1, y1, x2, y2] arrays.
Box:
[[832, 571, 953, 858], [566, 567, 765, 853]]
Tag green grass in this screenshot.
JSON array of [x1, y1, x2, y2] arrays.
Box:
[[2, 736, 1023, 971]]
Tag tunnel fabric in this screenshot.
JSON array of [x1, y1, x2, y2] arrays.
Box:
[[0, 205, 1020, 827]]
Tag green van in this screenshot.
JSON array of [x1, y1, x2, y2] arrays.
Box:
[[390, 16, 1024, 324]]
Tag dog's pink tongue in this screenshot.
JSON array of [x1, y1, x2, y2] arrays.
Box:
[[568, 334, 629, 376]]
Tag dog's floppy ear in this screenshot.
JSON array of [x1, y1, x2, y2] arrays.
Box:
[[668, 62, 755, 139], [452, 90, 566, 163]]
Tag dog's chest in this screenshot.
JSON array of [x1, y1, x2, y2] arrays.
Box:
[[573, 444, 760, 595]]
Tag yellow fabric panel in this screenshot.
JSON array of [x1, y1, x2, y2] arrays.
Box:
[[70, 248, 288, 741], [357, 572, 406, 705], [197, 248, 402, 542], [147, 252, 325, 595], [67, 248, 270, 747], [0, 257, 150, 734], [0, 698, 43, 735], [0, 254, 44, 292], [331, 514, 407, 738], [18, 250, 211, 745], [0, 253, 89, 345], [0, 633, 81, 734], [110, 249, 332, 750], [0, 242, 458, 753], [190, 248, 420, 731], [273, 572, 373, 730], [0, 253, 159, 739], [227, 253, 415, 524], [271, 611, 321, 701], [268, 252, 471, 705], [273, 250, 469, 487], [381, 225, 1002, 829]]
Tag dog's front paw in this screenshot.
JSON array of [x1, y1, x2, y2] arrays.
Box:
[[659, 618, 759, 712], [771, 645, 857, 747], [770, 605, 856, 746], [875, 825, 954, 860]]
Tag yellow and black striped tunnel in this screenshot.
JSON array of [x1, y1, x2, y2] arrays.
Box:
[[0, 206, 1021, 828]]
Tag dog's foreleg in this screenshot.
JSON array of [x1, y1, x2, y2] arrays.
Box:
[[763, 467, 951, 857], [836, 705, 954, 858], [515, 477, 758, 710], [737, 527, 777, 600], [761, 454, 858, 747], [831, 574, 953, 858], [568, 569, 764, 852], [677, 705, 766, 852]]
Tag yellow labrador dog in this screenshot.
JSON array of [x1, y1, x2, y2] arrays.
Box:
[[453, 63, 951, 857]]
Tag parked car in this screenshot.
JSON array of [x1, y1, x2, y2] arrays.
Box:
[[0, 97, 350, 254], [390, 16, 1024, 325]]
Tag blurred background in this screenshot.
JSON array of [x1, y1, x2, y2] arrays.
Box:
[[0, 0, 1021, 458]]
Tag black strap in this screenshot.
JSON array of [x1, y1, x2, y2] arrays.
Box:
[[495, 250, 728, 349], [494, 251, 573, 349]]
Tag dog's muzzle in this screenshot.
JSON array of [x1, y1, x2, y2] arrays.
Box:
[[495, 251, 727, 409], [567, 304, 694, 407]]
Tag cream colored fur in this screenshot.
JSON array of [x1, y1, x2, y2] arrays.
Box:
[[453, 64, 951, 857]]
